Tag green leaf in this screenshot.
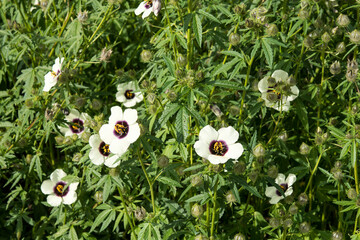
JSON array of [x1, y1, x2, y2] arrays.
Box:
[[185, 193, 210, 203], [68, 226, 78, 240], [102, 175, 112, 202], [212, 80, 245, 90], [185, 106, 206, 126], [163, 56, 175, 77], [90, 209, 112, 232], [158, 103, 180, 126], [100, 210, 116, 232], [261, 38, 273, 68], [230, 175, 263, 199], [327, 125, 346, 139], [138, 223, 152, 240], [157, 176, 182, 188], [198, 9, 220, 23], [192, 14, 202, 46], [175, 107, 189, 143], [294, 99, 309, 132], [212, 58, 240, 77]]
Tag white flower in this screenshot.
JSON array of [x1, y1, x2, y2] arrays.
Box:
[[99, 106, 141, 155], [89, 134, 122, 168], [135, 0, 161, 19], [116, 82, 143, 107], [59, 109, 90, 137], [194, 125, 244, 165], [43, 57, 64, 92], [258, 70, 299, 112], [41, 169, 79, 207], [265, 173, 296, 204]]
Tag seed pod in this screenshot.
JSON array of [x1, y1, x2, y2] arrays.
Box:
[[94, 191, 103, 203], [267, 165, 278, 178], [350, 30, 360, 44], [229, 33, 241, 46], [336, 14, 350, 27], [134, 206, 147, 221], [77, 10, 88, 24], [176, 54, 187, 67], [303, 36, 314, 48], [194, 235, 208, 240], [225, 190, 236, 204], [234, 233, 246, 240], [289, 204, 298, 215], [140, 50, 152, 62], [210, 104, 223, 118], [191, 175, 203, 187], [298, 193, 308, 206], [269, 218, 280, 228], [299, 222, 310, 234], [330, 61, 341, 75], [278, 131, 288, 142], [191, 203, 204, 218], [283, 218, 293, 228], [234, 161, 246, 175], [253, 144, 265, 158], [299, 142, 310, 155], [332, 231, 343, 240], [157, 155, 169, 168], [347, 188, 357, 200], [266, 24, 278, 36], [336, 42, 346, 54], [298, 9, 309, 20], [321, 32, 331, 43], [99, 48, 112, 62]]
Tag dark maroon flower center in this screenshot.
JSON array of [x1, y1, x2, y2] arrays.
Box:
[[276, 183, 288, 196], [145, 0, 153, 8], [70, 118, 84, 134], [99, 141, 110, 156], [113, 121, 129, 139], [125, 90, 135, 99], [54, 181, 69, 197], [209, 140, 228, 156]]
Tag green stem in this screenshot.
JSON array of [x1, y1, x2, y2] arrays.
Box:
[[117, 187, 135, 237], [304, 148, 323, 193], [138, 150, 156, 215], [210, 177, 219, 238], [238, 56, 254, 124], [186, 0, 192, 70]]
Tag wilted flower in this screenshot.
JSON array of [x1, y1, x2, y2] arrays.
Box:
[[116, 82, 144, 107], [100, 48, 113, 62], [89, 134, 122, 168], [194, 125, 244, 165], [99, 106, 140, 155], [265, 173, 296, 204], [43, 57, 64, 92], [134, 206, 147, 221], [210, 104, 223, 118], [258, 70, 299, 112], [77, 10, 88, 24], [135, 0, 161, 19], [346, 59, 359, 82], [59, 109, 90, 137], [41, 169, 79, 207]]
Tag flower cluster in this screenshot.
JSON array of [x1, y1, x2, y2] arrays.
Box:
[[135, 0, 161, 19], [258, 70, 299, 112]]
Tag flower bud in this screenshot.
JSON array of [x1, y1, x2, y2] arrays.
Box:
[[278, 131, 288, 142], [210, 104, 223, 118], [94, 191, 103, 203], [176, 166, 185, 176], [330, 61, 341, 75], [350, 30, 360, 44], [266, 24, 278, 36], [346, 69, 358, 82], [134, 206, 147, 221], [225, 190, 236, 204], [165, 89, 177, 102], [299, 222, 310, 234], [191, 175, 203, 187], [233, 3, 246, 15], [298, 193, 308, 206], [336, 42, 346, 54], [245, 18, 254, 28], [299, 142, 310, 155], [26, 154, 32, 164], [332, 26, 342, 36], [234, 233, 246, 240], [74, 96, 86, 108], [334, 161, 342, 169], [347, 188, 357, 200], [267, 165, 278, 178], [176, 54, 187, 67], [249, 170, 259, 183], [234, 161, 246, 175], [321, 32, 331, 43], [157, 155, 169, 168], [81, 131, 91, 143], [253, 144, 265, 158], [266, 92, 278, 103], [298, 9, 309, 20], [336, 14, 350, 27], [229, 33, 241, 46], [289, 204, 298, 215], [196, 70, 204, 81], [55, 135, 65, 145], [191, 203, 204, 218], [283, 218, 293, 228], [348, 59, 358, 71], [332, 231, 343, 240], [229, 105, 240, 116], [314, 18, 323, 29], [77, 10, 88, 24], [269, 218, 280, 228], [140, 50, 152, 62], [304, 36, 314, 48], [72, 153, 82, 162], [91, 99, 102, 110]]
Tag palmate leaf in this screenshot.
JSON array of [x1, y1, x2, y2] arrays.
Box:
[[261, 38, 273, 68], [158, 103, 180, 126], [175, 107, 189, 143], [192, 14, 202, 46]]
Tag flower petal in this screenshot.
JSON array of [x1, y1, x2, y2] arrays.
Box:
[[124, 99, 136, 107], [218, 126, 239, 144], [285, 187, 293, 197], [224, 143, 244, 160], [275, 174, 286, 185], [287, 86, 299, 101], [126, 123, 140, 144], [116, 92, 127, 103], [142, 7, 153, 19], [47, 194, 62, 207], [269, 195, 283, 204], [62, 191, 77, 205], [109, 106, 124, 125], [65, 109, 80, 122], [89, 148, 104, 165], [109, 139, 130, 155], [104, 155, 122, 168], [258, 77, 269, 93], [272, 70, 288, 82], [207, 154, 229, 164], [50, 169, 67, 183], [286, 174, 297, 186], [124, 108, 138, 125], [135, 2, 146, 15], [265, 186, 277, 198], [89, 134, 101, 148], [41, 180, 54, 194], [99, 124, 116, 144], [43, 72, 57, 92], [198, 125, 218, 144], [194, 140, 211, 159], [69, 182, 79, 191]]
